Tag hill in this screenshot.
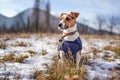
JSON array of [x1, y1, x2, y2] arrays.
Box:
[[0, 8, 117, 35]]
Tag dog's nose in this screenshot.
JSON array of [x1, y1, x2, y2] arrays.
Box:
[[58, 23, 62, 27]]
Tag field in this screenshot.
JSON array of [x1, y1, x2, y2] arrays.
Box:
[[0, 33, 120, 80]]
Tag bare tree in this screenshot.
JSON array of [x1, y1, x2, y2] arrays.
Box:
[[116, 16, 120, 35], [2, 22, 7, 33], [15, 21, 20, 32], [19, 17, 26, 32], [108, 15, 119, 35], [82, 18, 89, 34], [33, 0, 40, 32], [116, 25, 120, 35], [10, 25, 15, 33], [0, 27, 2, 33], [45, 0, 50, 32], [96, 15, 106, 34], [27, 16, 30, 32]]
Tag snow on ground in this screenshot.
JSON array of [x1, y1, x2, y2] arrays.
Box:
[[0, 36, 58, 79], [82, 38, 120, 80], [0, 35, 120, 79]]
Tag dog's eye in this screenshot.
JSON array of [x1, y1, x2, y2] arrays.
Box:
[[66, 17, 71, 21]]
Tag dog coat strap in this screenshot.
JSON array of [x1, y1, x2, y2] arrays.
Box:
[[59, 30, 77, 42]]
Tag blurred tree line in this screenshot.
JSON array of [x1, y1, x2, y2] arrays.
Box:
[[0, 0, 119, 35], [96, 15, 120, 35], [0, 0, 51, 33], [80, 15, 120, 35]]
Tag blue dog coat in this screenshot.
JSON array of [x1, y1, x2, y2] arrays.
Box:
[[58, 37, 82, 58]]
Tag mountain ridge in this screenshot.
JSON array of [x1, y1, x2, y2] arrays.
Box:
[[0, 8, 118, 35]]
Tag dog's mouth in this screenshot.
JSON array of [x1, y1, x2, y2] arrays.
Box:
[[64, 25, 68, 29], [58, 23, 68, 30]]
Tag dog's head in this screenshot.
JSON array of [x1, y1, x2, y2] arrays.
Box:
[[58, 12, 79, 30]]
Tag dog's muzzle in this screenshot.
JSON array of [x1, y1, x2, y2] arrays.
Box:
[[58, 23, 68, 30]]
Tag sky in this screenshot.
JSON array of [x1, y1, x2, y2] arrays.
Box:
[[0, 0, 120, 32]]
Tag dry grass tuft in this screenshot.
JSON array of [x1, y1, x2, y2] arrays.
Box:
[[110, 68, 119, 80], [0, 42, 7, 49], [27, 50, 36, 56], [103, 54, 115, 61], [80, 54, 91, 65], [47, 42, 51, 45], [0, 33, 31, 39], [14, 72, 21, 80], [91, 48, 101, 55], [81, 35, 120, 40], [104, 46, 120, 56], [33, 70, 46, 80], [46, 56, 87, 80], [41, 50, 47, 55], [14, 42, 31, 47], [0, 54, 15, 63], [14, 55, 28, 63], [0, 54, 28, 63]]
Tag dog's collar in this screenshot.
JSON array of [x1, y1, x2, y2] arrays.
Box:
[[59, 24, 78, 42], [59, 30, 77, 42]]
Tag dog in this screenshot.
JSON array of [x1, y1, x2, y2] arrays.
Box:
[[58, 12, 82, 69]]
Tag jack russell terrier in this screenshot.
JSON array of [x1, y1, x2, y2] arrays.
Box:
[[58, 12, 82, 69]]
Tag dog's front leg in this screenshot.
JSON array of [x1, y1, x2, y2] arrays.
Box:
[[58, 50, 65, 66], [76, 51, 81, 69]]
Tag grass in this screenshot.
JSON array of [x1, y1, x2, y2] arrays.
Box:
[[14, 72, 21, 80], [33, 69, 46, 80], [27, 50, 36, 56], [103, 54, 115, 61], [91, 48, 101, 54], [47, 41, 51, 45], [14, 55, 28, 63], [41, 49, 48, 55], [0, 54, 28, 63], [45, 56, 87, 80], [0, 33, 119, 79], [14, 42, 31, 47], [0, 32, 60, 39], [104, 46, 120, 56], [81, 34, 120, 40], [80, 54, 91, 65], [0, 42, 7, 49], [0, 33, 119, 40], [33, 57, 86, 80], [0, 54, 15, 63]]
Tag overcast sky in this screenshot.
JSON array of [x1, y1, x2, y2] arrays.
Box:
[[0, 0, 120, 32]]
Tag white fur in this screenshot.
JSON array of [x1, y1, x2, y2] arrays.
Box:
[[63, 24, 79, 41], [58, 51, 64, 65], [76, 51, 81, 69]]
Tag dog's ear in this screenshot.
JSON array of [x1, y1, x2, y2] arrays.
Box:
[[60, 13, 66, 17], [71, 12, 80, 18]]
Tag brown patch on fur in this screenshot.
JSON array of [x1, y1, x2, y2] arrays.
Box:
[[60, 12, 80, 28], [71, 12, 79, 19]]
